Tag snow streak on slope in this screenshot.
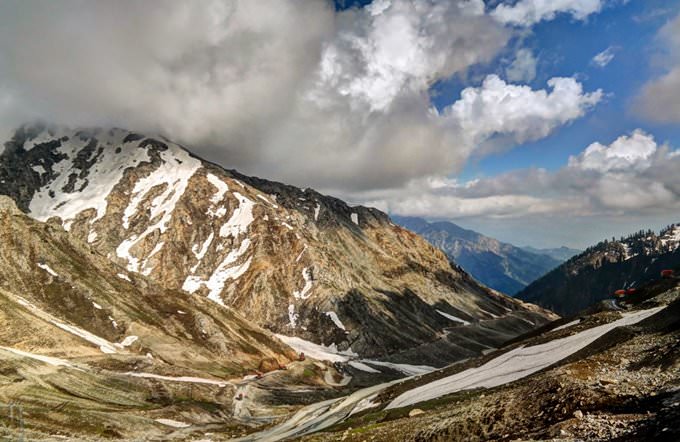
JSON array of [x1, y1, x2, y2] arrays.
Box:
[[552, 319, 581, 332], [124, 372, 230, 387], [387, 306, 665, 409], [436, 309, 470, 325], [117, 145, 201, 272], [275, 334, 357, 363], [219, 192, 255, 238], [234, 380, 403, 442], [182, 238, 252, 305], [0, 346, 74, 368], [293, 267, 313, 299]]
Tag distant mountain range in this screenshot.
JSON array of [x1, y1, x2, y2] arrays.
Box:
[[517, 224, 680, 316], [392, 216, 577, 295], [521, 245, 582, 262]]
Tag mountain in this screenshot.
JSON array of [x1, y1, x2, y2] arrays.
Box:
[[521, 245, 582, 262], [517, 224, 680, 316], [0, 195, 322, 440], [0, 195, 293, 371], [392, 215, 562, 295], [235, 274, 680, 441], [0, 123, 555, 367]]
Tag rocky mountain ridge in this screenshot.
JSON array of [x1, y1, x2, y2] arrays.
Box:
[[517, 224, 680, 315], [392, 215, 564, 295], [0, 123, 555, 365]]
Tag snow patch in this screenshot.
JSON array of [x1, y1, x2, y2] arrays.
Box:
[[116, 335, 139, 348], [37, 263, 58, 277], [257, 194, 278, 208], [190, 232, 214, 272], [360, 360, 435, 376], [387, 306, 666, 409], [117, 273, 131, 282], [0, 346, 74, 368], [275, 335, 358, 363], [314, 204, 321, 221], [219, 192, 255, 238], [182, 238, 252, 305], [349, 393, 381, 415], [436, 310, 470, 325], [348, 361, 381, 374], [155, 419, 190, 428], [325, 311, 346, 331], [28, 130, 159, 230], [206, 173, 229, 217], [351, 213, 359, 225], [293, 268, 313, 300], [295, 245, 308, 263], [125, 372, 229, 387], [117, 145, 201, 271], [288, 304, 299, 328], [50, 321, 118, 354], [552, 319, 581, 332]]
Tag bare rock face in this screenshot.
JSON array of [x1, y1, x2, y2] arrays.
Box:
[[0, 123, 556, 363]]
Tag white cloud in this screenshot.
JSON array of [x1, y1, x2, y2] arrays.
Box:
[[443, 75, 602, 150], [591, 46, 616, 67], [506, 48, 537, 82], [355, 130, 680, 221], [491, 0, 604, 26], [636, 12, 680, 122], [568, 130, 657, 172]]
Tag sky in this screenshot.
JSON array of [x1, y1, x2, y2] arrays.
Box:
[[0, 0, 679, 248]]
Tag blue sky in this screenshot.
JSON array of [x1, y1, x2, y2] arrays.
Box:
[[333, 0, 680, 248], [453, 0, 680, 180]]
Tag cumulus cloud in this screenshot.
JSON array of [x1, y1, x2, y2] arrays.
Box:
[[568, 130, 657, 172], [358, 130, 680, 220], [591, 46, 616, 67], [491, 0, 604, 26], [505, 48, 537, 82], [635, 12, 680, 123], [442, 74, 602, 153]]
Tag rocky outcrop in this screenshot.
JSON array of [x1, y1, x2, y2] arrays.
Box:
[[0, 123, 555, 362]]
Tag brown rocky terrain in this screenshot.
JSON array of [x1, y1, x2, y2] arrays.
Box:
[[297, 279, 680, 442], [0, 195, 343, 440], [0, 123, 556, 365]]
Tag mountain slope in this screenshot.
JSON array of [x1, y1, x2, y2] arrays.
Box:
[[0, 195, 331, 440], [517, 224, 680, 316], [0, 124, 555, 364], [392, 216, 562, 295], [0, 195, 293, 375], [241, 276, 680, 441]]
